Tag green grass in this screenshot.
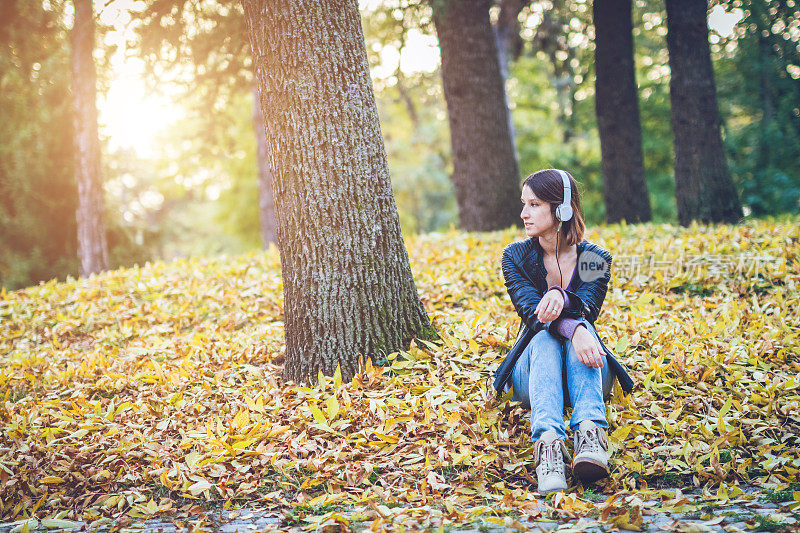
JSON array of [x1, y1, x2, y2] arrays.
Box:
[[283, 503, 349, 526], [582, 490, 605, 503], [764, 483, 800, 504], [752, 514, 785, 532]]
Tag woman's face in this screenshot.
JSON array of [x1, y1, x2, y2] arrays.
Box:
[[520, 185, 556, 238]]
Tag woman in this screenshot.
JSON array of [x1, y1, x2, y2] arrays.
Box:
[[492, 168, 634, 494]]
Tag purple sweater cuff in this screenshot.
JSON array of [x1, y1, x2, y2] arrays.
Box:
[[556, 318, 585, 340], [546, 287, 584, 340]]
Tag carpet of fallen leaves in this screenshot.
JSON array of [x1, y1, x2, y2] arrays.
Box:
[[1, 216, 800, 531]]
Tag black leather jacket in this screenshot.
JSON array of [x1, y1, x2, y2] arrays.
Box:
[[492, 237, 634, 396]]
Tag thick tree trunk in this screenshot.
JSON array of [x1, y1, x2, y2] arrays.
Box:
[[242, 0, 433, 384], [251, 85, 277, 247], [593, 0, 651, 224], [71, 0, 108, 276], [433, 0, 521, 232], [665, 0, 742, 226]]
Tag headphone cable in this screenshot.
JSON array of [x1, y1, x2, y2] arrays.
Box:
[[556, 220, 563, 287]]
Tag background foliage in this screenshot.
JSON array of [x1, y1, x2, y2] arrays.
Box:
[[1, 0, 799, 290]]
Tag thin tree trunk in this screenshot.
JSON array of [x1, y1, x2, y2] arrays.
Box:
[[533, 7, 577, 142], [432, 0, 520, 232], [242, 0, 434, 384], [251, 85, 277, 247], [757, 32, 773, 173], [393, 28, 420, 130], [493, 0, 526, 157], [394, 69, 419, 129], [593, 0, 651, 224], [71, 0, 108, 276], [493, 0, 526, 80], [665, 0, 742, 225]]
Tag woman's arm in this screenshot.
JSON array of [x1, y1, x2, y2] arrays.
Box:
[[502, 246, 545, 331], [546, 250, 613, 339]]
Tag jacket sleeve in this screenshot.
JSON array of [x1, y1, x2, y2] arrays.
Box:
[[502, 246, 545, 332], [571, 251, 613, 324]]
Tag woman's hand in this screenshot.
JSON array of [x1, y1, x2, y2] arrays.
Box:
[[571, 325, 605, 368], [534, 289, 564, 322]]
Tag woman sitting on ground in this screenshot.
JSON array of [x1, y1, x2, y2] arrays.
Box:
[[493, 168, 634, 494]]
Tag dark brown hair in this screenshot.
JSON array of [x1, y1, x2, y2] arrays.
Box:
[[522, 169, 585, 246]]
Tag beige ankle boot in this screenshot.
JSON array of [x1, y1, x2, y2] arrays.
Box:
[[534, 430, 571, 494], [572, 420, 610, 484]]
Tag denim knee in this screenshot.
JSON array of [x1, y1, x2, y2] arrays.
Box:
[[531, 328, 560, 351], [511, 328, 561, 403], [572, 318, 614, 400]]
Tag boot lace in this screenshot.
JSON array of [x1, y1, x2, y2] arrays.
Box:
[[535, 439, 570, 476], [575, 426, 607, 456]]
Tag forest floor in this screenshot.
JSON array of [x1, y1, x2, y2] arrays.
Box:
[[2, 483, 798, 532], [1, 216, 799, 531]]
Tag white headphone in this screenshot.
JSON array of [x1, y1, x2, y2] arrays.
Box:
[[554, 169, 573, 222]]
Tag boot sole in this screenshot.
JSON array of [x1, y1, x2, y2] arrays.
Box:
[[573, 458, 610, 484], [537, 484, 567, 495]]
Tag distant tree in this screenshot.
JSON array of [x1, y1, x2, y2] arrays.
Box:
[[432, 0, 521, 231], [664, 0, 742, 225], [251, 85, 277, 247], [529, 4, 584, 143], [494, 0, 527, 80], [493, 0, 527, 154], [716, 0, 800, 216], [134, 0, 277, 246], [0, 0, 79, 289], [71, 0, 108, 275], [360, 3, 458, 234], [242, 0, 435, 383], [593, 0, 651, 224]]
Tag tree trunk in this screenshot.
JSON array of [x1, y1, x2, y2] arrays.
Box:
[[665, 0, 742, 226], [493, 0, 526, 158], [533, 7, 577, 142], [757, 32, 773, 173], [432, 0, 521, 232], [251, 85, 277, 247], [242, 0, 434, 384], [71, 0, 108, 276], [593, 0, 651, 224], [493, 0, 526, 80]]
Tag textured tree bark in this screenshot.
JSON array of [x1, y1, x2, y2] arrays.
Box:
[[432, 0, 521, 232], [593, 0, 651, 224], [71, 0, 108, 276], [665, 0, 742, 226], [242, 0, 434, 384], [251, 85, 277, 247]]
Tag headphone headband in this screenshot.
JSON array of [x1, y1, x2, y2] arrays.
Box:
[[555, 169, 573, 222]]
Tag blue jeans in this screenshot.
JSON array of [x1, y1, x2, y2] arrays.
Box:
[[511, 318, 612, 441]]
